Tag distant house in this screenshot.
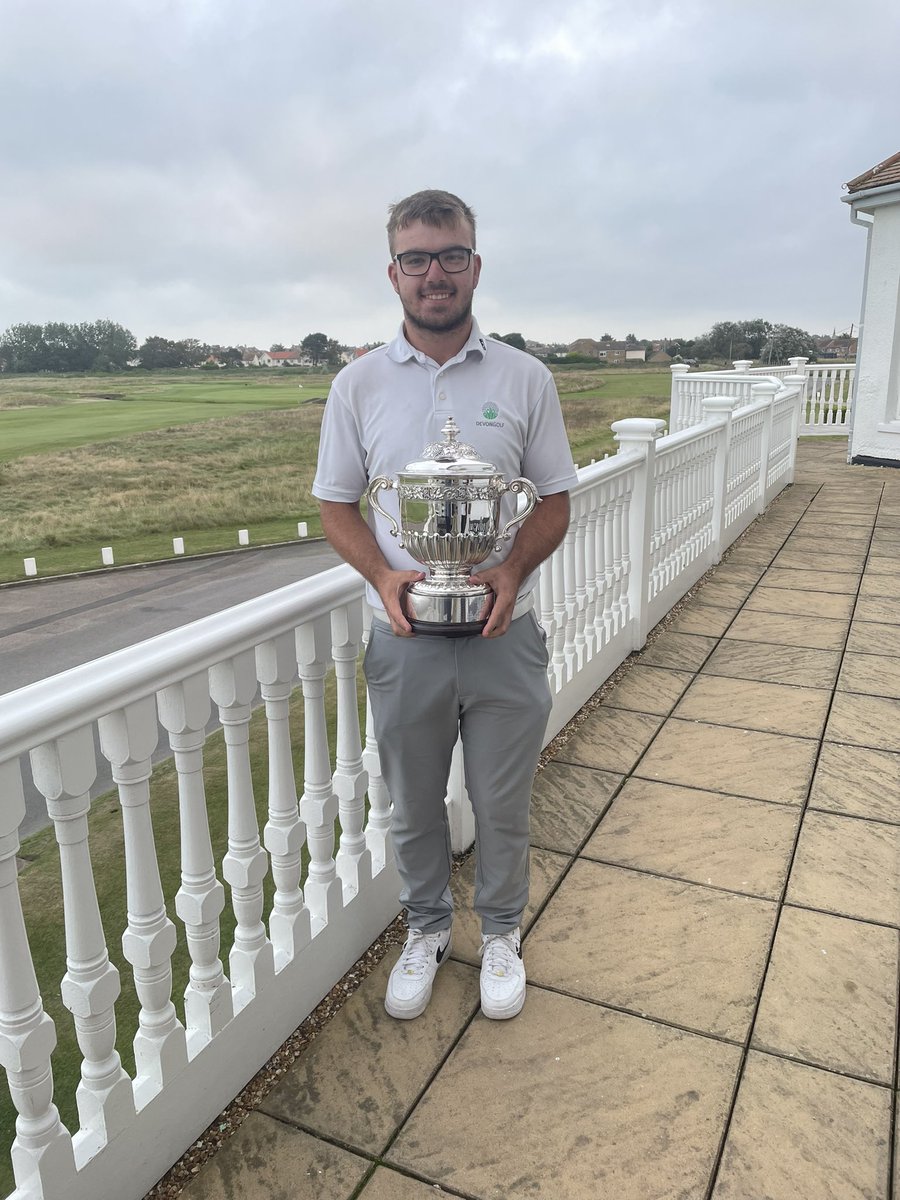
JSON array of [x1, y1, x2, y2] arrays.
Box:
[[567, 338, 604, 358], [648, 350, 673, 364], [268, 350, 305, 367], [241, 349, 272, 367], [819, 337, 858, 359]]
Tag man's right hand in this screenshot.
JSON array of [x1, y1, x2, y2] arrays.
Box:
[[374, 567, 426, 637]]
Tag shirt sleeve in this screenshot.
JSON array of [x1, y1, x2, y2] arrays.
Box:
[[311, 379, 369, 503], [523, 374, 580, 495]]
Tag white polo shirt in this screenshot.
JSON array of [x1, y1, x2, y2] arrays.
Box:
[[312, 319, 579, 608]]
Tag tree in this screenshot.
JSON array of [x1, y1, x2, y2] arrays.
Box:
[[300, 332, 330, 366], [137, 336, 183, 368], [693, 318, 772, 365], [498, 332, 526, 351], [0, 319, 137, 372], [270, 343, 286, 352], [760, 324, 818, 365], [625, 332, 638, 344]]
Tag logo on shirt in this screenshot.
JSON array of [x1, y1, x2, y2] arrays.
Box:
[[481, 402, 499, 421]]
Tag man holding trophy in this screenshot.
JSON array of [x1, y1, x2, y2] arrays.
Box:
[[312, 190, 577, 1021]]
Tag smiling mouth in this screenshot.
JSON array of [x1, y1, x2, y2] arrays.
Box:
[[421, 290, 454, 300]]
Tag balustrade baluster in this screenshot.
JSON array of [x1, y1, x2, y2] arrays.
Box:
[[582, 493, 599, 658], [30, 728, 134, 1150], [208, 652, 275, 1005], [97, 699, 187, 1109], [0, 758, 76, 1194], [254, 635, 311, 971], [572, 496, 589, 667], [562, 516, 578, 675], [331, 604, 373, 899], [157, 675, 233, 1045], [362, 629, 392, 873], [296, 617, 342, 932], [550, 537, 568, 689]]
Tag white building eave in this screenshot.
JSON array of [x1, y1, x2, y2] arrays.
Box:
[[842, 179, 900, 215]]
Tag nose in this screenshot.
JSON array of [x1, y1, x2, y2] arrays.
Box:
[[424, 255, 447, 280]]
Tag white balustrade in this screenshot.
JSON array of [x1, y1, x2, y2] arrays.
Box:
[[209, 654, 275, 1006], [29, 728, 134, 1153], [98, 700, 188, 1108], [295, 617, 343, 933], [0, 378, 805, 1200], [254, 636, 311, 972], [157, 675, 233, 1048]]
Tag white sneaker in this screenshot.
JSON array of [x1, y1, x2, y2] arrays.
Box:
[[385, 928, 452, 1020], [479, 928, 526, 1020]]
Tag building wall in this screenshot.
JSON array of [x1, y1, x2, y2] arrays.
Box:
[[850, 199, 900, 464]]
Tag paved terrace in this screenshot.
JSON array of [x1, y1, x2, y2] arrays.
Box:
[[174, 441, 900, 1200]]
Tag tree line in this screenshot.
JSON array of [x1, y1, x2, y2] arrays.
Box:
[[0, 322, 350, 373]]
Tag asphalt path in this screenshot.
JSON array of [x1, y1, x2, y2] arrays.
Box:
[[0, 541, 342, 837]]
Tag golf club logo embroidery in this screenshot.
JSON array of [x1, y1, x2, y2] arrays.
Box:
[[477, 401, 503, 428]]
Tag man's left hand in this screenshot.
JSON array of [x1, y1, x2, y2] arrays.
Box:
[[469, 561, 525, 638]]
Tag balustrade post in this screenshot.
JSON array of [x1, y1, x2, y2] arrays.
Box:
[[669, 363, 690, 432], [732, 360, 753, 373], [572, 494, 589, 667], [295, 617, 343, 932], [30, 727, 135, 1149], [581, 496, 599, 659], [611, 418, 666, 649], [254, 634, 311, 970], [330, 605, 374, 897], [98, 699, 188, 1108], [0, 758, 76, 1195], [157, 675, 234, 1046], [209, 652, 275, 1004], [783, 375, 806, 482], [751, 381, 778, 512], [562, 510, 578, 675], [701, 398, 736, 562]]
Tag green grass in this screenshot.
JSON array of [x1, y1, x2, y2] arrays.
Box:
[[0, 367, 672, 582], [0, 371, 332, 462]]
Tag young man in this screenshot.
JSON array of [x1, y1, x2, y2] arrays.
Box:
[[312, 189, 577, 1020]]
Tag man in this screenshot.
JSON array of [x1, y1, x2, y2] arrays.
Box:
[[312, 189, 577, 1021]]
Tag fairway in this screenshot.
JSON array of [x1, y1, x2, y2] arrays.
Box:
[[0, 372, 332, 461]]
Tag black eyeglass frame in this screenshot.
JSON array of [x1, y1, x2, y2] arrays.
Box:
[[392, 247, 475, 276]]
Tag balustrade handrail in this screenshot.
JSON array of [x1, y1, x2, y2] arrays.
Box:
[[0, 380, 804, 1200], [0, 564, 364, 768]]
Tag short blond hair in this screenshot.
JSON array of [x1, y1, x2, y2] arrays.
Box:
[[387, 189, 476, 254]]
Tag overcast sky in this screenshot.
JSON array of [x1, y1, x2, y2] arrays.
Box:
[[1, 0, 898, 350]]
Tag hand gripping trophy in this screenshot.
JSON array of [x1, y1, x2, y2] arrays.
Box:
[[366, 416, 540, 635]]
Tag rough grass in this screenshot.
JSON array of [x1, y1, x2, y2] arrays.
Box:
[[0, 367, 673, 579]]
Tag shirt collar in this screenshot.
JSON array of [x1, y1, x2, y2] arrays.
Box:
[[386, 318, 488, 366]]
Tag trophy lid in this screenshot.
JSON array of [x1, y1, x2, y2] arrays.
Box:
[[402, 417, 498, 476]]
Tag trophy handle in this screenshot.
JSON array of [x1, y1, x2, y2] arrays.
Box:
[[365, 476, 404, 543], [495, 478, 540, 548]]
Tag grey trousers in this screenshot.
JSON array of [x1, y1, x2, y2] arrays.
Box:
[[363, 610, 552, 935]]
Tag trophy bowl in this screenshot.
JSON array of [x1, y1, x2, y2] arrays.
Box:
[[366, 417, 540, 635]]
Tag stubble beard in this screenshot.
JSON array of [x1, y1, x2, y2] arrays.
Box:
[[401, 296, 473, 337]]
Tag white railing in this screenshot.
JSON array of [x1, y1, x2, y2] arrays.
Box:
[[671, 358, 855, 438], [0, 382, 802, 1200]]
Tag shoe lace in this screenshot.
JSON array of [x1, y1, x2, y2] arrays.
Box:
[[398, 930, 441, 978], [480, 932, 519, 978]]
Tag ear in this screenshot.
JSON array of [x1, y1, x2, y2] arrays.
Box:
[[387, 260, 400, 295], [472, 253, 482, 289]]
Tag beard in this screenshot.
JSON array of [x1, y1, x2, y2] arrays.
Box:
[[401, 293, 473, 336]]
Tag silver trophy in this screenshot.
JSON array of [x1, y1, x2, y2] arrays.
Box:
[[366, 417, 540, 635]]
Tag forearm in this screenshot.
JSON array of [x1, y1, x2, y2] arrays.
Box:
[[500, 491, 571, 584], [318, 500, 423, 636], [319, 500, 391, 587]]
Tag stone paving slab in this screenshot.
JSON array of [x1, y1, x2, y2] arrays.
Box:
[[175, 443, 900, 1200]]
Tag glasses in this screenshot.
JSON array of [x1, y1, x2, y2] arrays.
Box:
[[393, 247, 474, 276]]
